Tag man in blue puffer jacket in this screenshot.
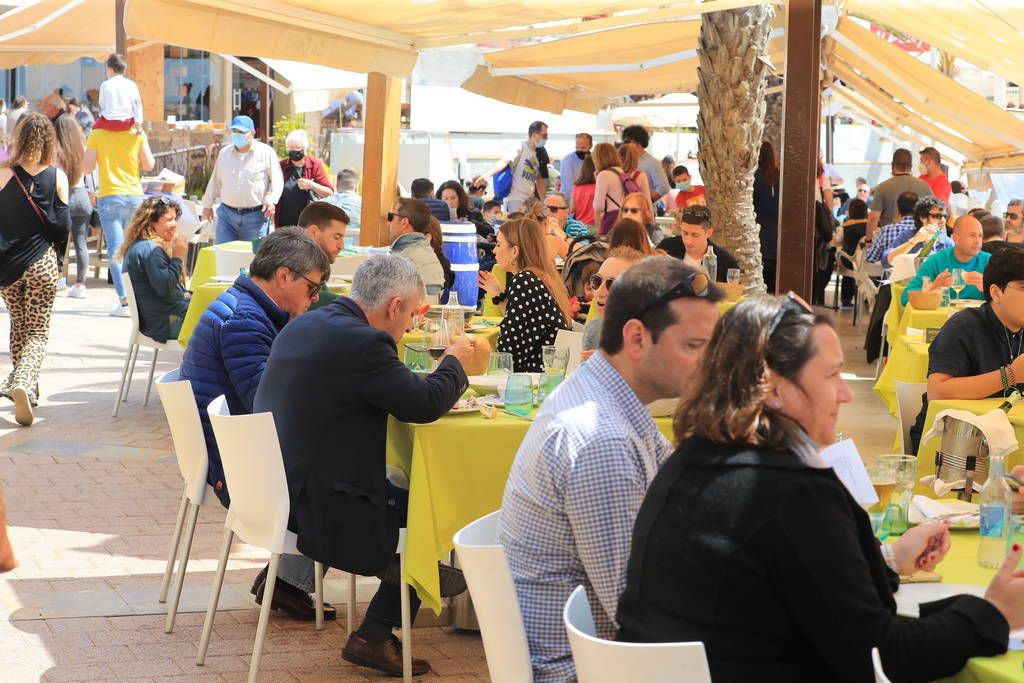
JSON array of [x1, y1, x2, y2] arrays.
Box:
[[180, 227, 331, 621]]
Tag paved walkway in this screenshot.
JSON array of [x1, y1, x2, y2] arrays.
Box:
[[0, 277, 894, 682]]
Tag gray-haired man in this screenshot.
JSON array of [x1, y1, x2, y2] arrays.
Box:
[[254, 254, 474, 677], [1005, 199, 1024, 244]]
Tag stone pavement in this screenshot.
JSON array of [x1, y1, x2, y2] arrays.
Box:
[[0, 281, 489, 682]]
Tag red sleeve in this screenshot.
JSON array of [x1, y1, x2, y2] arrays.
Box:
[[309, 159, 333, 189]]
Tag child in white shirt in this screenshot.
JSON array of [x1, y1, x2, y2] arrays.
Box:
[[96, 53, 143, 132]]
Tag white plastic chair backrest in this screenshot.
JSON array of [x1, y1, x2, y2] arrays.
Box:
[[836, 249, 857, 277], [214, 245, 254, 277], [895, 382, 927, 455], [331, 254, 369, 279], [120, 272, 142, 335], [452, 511, 532, 683], [563, 586, 711, 683], [156, 369, 210, 504], [555, 329, 584, 375], [207, 395, 291, 553], [872, 647, 892, 683]]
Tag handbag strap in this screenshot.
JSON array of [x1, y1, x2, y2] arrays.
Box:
[[11, 167, 47, 230]]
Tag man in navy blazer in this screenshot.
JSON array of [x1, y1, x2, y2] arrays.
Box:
[[254, 254, 474, 676]]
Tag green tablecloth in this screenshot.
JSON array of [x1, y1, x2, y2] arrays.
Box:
[[875, 334, 931, 416], [384, 410, 673, 615], [399, 318, 502, 363], [189, 240, 253, 291]]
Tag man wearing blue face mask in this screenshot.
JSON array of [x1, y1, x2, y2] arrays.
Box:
[[559, 132, 593, 207], [202, 115, 283, 244], [479, 120, 548, 213]]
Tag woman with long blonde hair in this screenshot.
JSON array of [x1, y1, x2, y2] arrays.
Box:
[[477, 217, 573, 371], [119, 196, 190, 343], [0, 112, 70, 425], [593, 142, 652, 236], [53, 113, 90, 298]]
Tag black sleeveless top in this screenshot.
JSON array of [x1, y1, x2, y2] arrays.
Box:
[[0, 165, 70, 287]]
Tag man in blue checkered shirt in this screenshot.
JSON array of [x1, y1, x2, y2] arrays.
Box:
[[865, 192, 953, 273], [498, 257, 723, 682], [864, 190, 920, 270]]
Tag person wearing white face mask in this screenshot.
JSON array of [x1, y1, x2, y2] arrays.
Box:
[[201, 115, 283, 244], [478, 120, 548, 212]]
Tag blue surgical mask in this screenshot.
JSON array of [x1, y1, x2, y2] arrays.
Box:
[[678, 181, 692, 192], [231, 132, 250, 149], [535, 138, 546, 149]]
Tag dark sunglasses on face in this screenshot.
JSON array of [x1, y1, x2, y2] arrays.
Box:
[[1006, 212, 1022, 220], [635, 270, 711, 321], [767, 291, 814, 337], [589, 273, 614, 291], [293, 271, 322, 299], [546, 204, 567, 212], [387, 211, 405, 222], [929, 213, 948, 219]]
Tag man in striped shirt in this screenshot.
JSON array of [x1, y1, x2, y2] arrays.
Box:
[[498, 257, 723, 682]]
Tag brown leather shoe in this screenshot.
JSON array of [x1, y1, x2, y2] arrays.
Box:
[[251, 565, 336, 622], [342, 632, 430, 677]]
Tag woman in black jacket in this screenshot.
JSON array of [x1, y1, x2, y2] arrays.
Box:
[[617, 295, 1024, 683]]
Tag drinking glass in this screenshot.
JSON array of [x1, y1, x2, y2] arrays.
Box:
[[426, 319, 449, 371], [726, 268, 741, 284], [951, 268, 966, 301], [863, 456, 898, 540], [876, 455, 917, 536], [542, 346, 570, 372], [504, 374, 534, 416], [403, 345, 430, 372], [486, 352, 514, 376]]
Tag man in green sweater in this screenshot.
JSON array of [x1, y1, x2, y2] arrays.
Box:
[[297, 200, 350, 310], [902, 213, 990, 305]]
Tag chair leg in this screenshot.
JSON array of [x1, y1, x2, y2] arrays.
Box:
[[314, 561, 325, 631], [400, 550, 411, 683], [144, 348, 159, 406], [159, 489, 190, 603], [248, 553, 281, 683], [164, 502, 200, 634], [346, 573, 356, 635], [197, 527, 234, 665], [112, 343, 136, 417], [124, 344, 141, 401]]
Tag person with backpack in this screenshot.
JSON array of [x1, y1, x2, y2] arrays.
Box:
[[593, 142, 652, 236], [477, 120, 548, 212]]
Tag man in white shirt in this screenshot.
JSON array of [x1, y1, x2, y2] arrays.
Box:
[[6, 95, 26, 135], [202, 115, 283, 244], [481, 121, 548, 212], [97, 54, 143, 129]]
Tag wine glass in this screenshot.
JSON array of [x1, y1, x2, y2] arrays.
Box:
[[427, 319, 450, 370], [863, 456, 898, 540], [726, 268, 741, 284], [951, 268, 966, 302]]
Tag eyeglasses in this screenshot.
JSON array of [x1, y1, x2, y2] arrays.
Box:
[[293, 271, 323, 299], [928, 213, 948, 220], [545, 204, 568, 212], [680, 206, 711, 223], [767, 291, 814, 337], [1005, 212, 1022, 220], [621, 206, 644, 215], [635, 271, 711, 321], [387, 211, 406, 222], [588, 273, 614, 291]]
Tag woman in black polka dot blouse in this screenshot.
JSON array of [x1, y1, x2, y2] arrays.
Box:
[[477, 218, 574, 372]]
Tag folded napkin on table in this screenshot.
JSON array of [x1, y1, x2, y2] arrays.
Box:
[[911, 495, 979, 522]]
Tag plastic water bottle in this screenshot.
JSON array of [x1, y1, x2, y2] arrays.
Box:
[[701, 246, 718, 282], [979, 453, 1012, 568], [442, 290, 464, 340]]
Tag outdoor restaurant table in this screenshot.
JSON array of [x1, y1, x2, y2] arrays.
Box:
[[399, 318, 502, 363], [874, 334, 931, 415], [914, 398, 1024, 498], [384, 409, 674, 615], [912, 530, 1024, 683], [189, 240, 253, 290]]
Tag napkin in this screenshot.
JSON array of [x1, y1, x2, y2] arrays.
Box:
[[919, 408, 1019, 495], [890, 253, 918, 282], [911, 495, 979, 521]]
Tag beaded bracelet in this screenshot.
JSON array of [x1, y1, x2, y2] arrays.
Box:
[[1009, 365, 1018, 388], [1000, 365, 1010, 392]]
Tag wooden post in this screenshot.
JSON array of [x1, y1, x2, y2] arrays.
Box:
[[128, 42, 164, 124], [776, 0, 822, 298], [360, 73, 402, 246], [115, 0, 127, 56]]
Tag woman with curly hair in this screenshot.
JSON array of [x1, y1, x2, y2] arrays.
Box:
[[118, 196, 190, 343], [0, 112, 70, 425]]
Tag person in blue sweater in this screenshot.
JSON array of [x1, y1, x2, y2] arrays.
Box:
[[180, 227, 330, 620], [902, 213, 990, 305]]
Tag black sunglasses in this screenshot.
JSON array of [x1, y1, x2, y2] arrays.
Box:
[[545, 204, 568, 212], [1005, 212, 1021, 220], [928, 213, 948, 219], [635, 271, 711, 320], [387, 211, 406, 222], [292, 270, 324, 299], [767, 291, 814, 337], [680, 206, 711, 223], [589, 273, 614, 291]]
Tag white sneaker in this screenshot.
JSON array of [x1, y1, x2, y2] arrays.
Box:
[[68, 283, 87, 299], [56, 276, 67, 291], [110, 303, 130, 318]]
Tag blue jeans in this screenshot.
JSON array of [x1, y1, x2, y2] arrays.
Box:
[[278, 553, 316, 593], [215, 204, 270, 244], [96, 194, 144, 299]]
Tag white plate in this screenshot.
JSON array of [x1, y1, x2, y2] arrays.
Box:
[[210, 275, 237, 283], [465, 323, 488, 332], [894, 583, 987, 618], [468, 374, 540, 393]]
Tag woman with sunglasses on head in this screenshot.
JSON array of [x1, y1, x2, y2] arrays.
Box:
[[118, 196, 191, 343], [617, 295, 1024, 682], [477, 217, 574, 372]]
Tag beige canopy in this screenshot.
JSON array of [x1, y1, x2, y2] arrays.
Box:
[[0, 0, 113, 68]]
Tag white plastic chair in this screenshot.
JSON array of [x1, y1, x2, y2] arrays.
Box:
[[895, 381, 927, 456], [199, 395, 327, 683], [112, 273, 183, 417], [555, 329, 584, 375], [563, 586, 711, 683], [155, 369, 221, 633], [213, 244, 254, 277], [872, 647, 892, 683], [453, 511, 532, 683]]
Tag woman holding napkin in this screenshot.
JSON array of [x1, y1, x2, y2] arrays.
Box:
[[617, 294, 1024, 683]]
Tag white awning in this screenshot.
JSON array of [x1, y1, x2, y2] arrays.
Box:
[[261, 58, 366, 112]]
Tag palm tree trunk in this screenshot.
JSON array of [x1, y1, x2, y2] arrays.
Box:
[[698, 5, 776, 293]]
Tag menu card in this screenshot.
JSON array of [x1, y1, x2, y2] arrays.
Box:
[[822, 439, 879, 507]]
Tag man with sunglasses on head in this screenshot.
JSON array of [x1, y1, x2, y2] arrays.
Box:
[[387, 197, 444, 297], [499, 257, 723, 681], [180, 227, 332, 620], [657, 205, 739, 282]]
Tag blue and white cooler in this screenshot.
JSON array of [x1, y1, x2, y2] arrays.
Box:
[[441, 221, 479, 308]]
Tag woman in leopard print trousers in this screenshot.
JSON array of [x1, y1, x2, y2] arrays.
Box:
[[0, 112, 71, 426]]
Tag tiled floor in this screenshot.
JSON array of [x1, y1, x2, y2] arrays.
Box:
[[0, 278, 892, 681]]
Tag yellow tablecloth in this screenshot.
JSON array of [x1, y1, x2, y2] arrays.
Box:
[[189, 240, 252, 291], [914, 398, 1024, 498], [384, 411, 673, 614], [875, 334, 931, 416]]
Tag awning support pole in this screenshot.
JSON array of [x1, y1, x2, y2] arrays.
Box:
[[360, 73, 401, 246]]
